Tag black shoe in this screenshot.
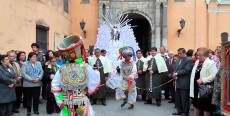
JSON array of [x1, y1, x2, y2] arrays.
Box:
[[141, 95, 146, 101], [39, 100, 43, 104], [144, 101, 152, 104], [168, 100, 175, 103], [34, 111, 39, 115], [144, 99, 152, 104], [27, 112, 31, 116], [56, 110, 61, 113], [91, 100, 96, 105], [102, 101, 107, 106], [172, 112, 182, 115], [11, 112, 14, 115], [13, 109, 20, 113], [47, 112, 53, 114], [156, 100, 161, 107], [165, 97, 171, 100]]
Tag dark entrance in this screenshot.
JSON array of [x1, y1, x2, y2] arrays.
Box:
[[127, 13, 151, 56]]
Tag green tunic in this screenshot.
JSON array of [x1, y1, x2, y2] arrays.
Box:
[[136, 60, 146, 95], [92, 58, 107, 100], [145, 58, 163, 99]]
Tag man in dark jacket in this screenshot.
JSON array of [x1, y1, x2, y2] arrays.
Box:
[[172, 48, 194, 116]]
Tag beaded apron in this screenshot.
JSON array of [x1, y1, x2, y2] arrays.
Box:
[[60, 63, 89, 116]]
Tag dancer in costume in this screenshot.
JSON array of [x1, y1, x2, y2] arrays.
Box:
[[107, 46, 137, 109], [51, 35, 100, 116]]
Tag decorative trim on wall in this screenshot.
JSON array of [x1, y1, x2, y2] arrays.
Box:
[[216, 0, 230, 5], [209, 8, 230, 12]]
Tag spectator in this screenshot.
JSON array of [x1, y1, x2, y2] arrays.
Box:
[[43, 58, 60, 114], [160, 46, 169, 60], [212, 50, 222, 116], [16, 51, 27, 108], [187, 49, 196, 63], [45, 50, 54, 66], [172, 48, 194, 116], [186, 49, 194, 58], [55, 52, 63, 67], [0, 55, 17, 116], [31, 43, 45, 65], [211, 49, 221, 70], [160, 46, 170, 100], [166, 50, 176, 103], [21, 52, 43, 116], [208, 49, 214, 60], [42, 50, 54, 99], [101, 49, 107, 57], [7, 51, 23, 114], [190, 47, 217, 116]]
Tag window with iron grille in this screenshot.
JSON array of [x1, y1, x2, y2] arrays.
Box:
[[64, 0, 69, 13], [36, 27, 49, 52]]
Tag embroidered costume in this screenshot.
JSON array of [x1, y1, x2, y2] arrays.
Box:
[[107, 46, 137, 109], [51, 35, 100, 116]]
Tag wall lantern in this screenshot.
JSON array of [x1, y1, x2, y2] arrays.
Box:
[[177, 18, 186, 37], [80, 20, 86, 38]]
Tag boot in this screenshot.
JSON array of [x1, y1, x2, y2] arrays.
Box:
[[128, 104, 134, 109], [144, 98, 152, 104], [121, 99, 127, 107], [156, 99, 161, 106]]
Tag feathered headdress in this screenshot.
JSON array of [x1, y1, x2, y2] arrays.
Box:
[[118, 46, 136, 61]]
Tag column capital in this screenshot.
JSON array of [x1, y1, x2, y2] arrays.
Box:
[[156, 3, 161, 8], [162, 2, 168, 7]]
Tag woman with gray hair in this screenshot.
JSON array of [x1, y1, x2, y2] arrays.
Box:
[[0, 55, 17, 116], [190, 47, 218, 116]]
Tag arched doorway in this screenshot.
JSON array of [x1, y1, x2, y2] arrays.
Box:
[[127, 13, 151, 56]]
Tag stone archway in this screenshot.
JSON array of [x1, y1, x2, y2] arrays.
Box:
[[121, 9, 154, 55], [121, 9, 154, 32]]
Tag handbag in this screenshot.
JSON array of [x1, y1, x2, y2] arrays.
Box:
[[198, 84, 213, 100]]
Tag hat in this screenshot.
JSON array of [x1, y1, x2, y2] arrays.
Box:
[[57, 35, 87, 62], [119, 46, 136, 61]]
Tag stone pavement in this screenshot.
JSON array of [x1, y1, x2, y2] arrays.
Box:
[[13, 97, 193, 116]]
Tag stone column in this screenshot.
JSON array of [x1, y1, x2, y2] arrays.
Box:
[[155, 3, 161, 50], [162, 3, 168, 49]]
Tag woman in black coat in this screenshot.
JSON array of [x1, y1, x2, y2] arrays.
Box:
[[43, 58, 60, 114], [0, 55, 17, 116]]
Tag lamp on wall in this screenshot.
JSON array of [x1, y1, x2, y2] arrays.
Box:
[[80, 20, 86, 38], [177, 18, 186, 37]]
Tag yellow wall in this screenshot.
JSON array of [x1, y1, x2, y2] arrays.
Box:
[[71, 0, 99, 49], [168, 0, 196, 52], [1, 0, 230, 54], [0, 0, 71, 54], [168, 0, 230, 52]]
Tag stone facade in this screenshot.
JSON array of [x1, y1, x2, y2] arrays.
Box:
[[99, 0, 168, 49]]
